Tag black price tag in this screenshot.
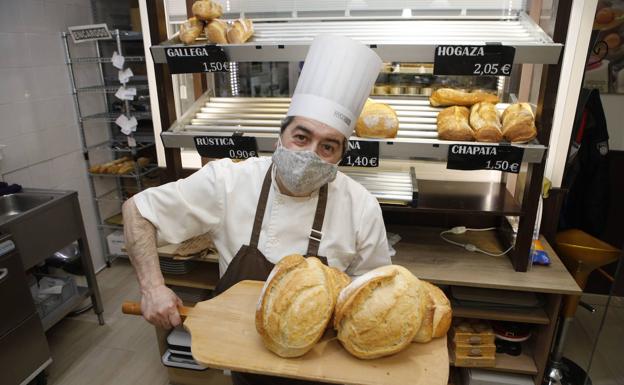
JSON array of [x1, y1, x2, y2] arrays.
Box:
[[194, 136, 258, 160], [434, 45, 515, 77], [161, 45, 230, 74], [339, 141, 379, 167], [447, 144, 524, 173]]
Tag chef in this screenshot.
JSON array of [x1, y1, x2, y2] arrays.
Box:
[[123, 34, 392, 382]]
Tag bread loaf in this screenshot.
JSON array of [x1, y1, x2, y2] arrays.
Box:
[[227, 18, 254, 44], [205, 19, 228, 44], [255, 255, 335, 358], [179, 17, 204, 45], [413, 282, 452, 343], [501, 103, 537, 143], [430, 88, 499, 107], [355, 100, 399, 138], [191, 0, 222, 21], [437, 106, 475, 141], [334, 265, 425, 359], [469, 102, 503, 143]]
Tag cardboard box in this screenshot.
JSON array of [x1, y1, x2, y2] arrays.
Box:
[[106, 230, 126, 256]]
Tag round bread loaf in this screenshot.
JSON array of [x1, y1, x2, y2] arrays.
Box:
[[255, 255, 335, 358], [412, 281, 452, 343], [334, 265, 425, 359], [355, 101, 399, 138]]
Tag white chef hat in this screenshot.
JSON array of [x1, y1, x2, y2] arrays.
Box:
[[287, 34, 383, 138]]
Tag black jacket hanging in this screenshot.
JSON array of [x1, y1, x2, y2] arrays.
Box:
[[559, 88, 610, 238]]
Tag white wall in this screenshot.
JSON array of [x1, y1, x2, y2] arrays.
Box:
[[0, 0, 107, 271], [601, 94, 624, 151]]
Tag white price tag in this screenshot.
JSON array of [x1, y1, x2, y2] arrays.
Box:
[[118, 68, 133, 84], [127, 136, 137, 147], [114, 86, 136, 101], [115, 114, 138, 135], [111, 51, 125, 69]]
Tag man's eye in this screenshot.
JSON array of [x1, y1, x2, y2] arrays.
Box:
[[322, 144, 335, 153], [294, 135, 307, 142]]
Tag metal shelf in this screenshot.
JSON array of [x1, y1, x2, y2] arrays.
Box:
[[89, 164, 159, 178], [75, 84, 149, 94], [162, 95, 546, 164], [342, 169, 416, 205], [111, 30, 143, 41], [81, 111, 152, 122], [151, 12, 561, 64], [86, 139, 156, 153], [70, 55, 145, 64]]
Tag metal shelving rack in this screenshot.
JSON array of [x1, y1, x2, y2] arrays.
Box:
[[62, 29, 157, 265]]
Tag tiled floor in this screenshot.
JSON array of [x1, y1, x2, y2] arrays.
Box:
[[563, 294, 624, 385], [45, 260, 624, 385], [45, 259, 230, 385]]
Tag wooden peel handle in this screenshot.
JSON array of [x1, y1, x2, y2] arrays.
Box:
[[121, 301, 191, 317]]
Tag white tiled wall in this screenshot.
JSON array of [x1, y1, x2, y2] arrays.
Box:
[[0, 0, 107, 271]]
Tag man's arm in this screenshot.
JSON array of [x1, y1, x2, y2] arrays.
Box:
[[349, 196, 392, 276], [122, 197, 182, 329]]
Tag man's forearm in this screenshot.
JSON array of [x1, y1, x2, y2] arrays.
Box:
[[122, 198, 164, 292]]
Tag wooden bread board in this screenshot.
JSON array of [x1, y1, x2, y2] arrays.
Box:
[[184, 280, 449, 385]]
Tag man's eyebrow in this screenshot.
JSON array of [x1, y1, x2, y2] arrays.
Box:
[[293, 125, 341, 146], [292, 125, 313, 135]]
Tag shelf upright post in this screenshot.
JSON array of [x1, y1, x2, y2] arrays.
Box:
[[62, 32, 111, 267]]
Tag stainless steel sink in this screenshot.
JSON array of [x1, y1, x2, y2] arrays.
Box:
[[0, 193, 56, 224]]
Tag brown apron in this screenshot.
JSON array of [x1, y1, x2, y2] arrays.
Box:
[[213, 164, 329, 385]]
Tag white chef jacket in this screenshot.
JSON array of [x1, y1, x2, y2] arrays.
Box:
[[134, 157, 391, 277]]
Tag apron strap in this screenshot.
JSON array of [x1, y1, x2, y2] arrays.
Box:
[[249, 164, 273, 248], [306, 183, 328, 257]]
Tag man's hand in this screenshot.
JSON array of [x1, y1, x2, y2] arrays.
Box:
[[141, 284, 183, 329]]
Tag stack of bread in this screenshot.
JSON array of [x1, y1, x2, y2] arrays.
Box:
[[89, 156, 150, 175], [255, 260, 451, 360], [355, 99, 399, 139], [179, 0, 254, 45], [431, 88, 537, 143]]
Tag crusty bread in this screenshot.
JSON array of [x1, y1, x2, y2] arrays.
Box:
[[179, 17, 204, 45], [470, 102, 503, 143], [430, 88, 499, 107], [227, 18, 254, 44], [334, 265, 425, 359], [191, 0, 222, 21], [205, 18, 228, 44], [413, 281, 452, 343], [355, 100, 399, 138], [426, 282, 452, 338], [327, 266, 351, 300], [501, 103, 537, 143], [255, 255, 335, 358], [437, 106, 475, 141]]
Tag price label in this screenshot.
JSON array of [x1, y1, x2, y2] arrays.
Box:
[[434, 45, 515, 77], [161, 45, 230, 74], [339, 141, 379, 168], [194, 136, 258, 160], [68, 23, 112, 43], [447, 144, 523, 174]]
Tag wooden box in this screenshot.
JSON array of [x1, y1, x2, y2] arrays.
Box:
[[452, 319, 495, 345]]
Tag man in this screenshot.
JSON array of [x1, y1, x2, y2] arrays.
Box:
[[123, 34, 392, 382]]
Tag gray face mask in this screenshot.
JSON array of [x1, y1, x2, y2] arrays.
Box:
[[272, 139, 338, 195]]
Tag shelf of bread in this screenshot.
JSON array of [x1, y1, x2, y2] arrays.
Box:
[[70, 55, 145, 64], [162, 95, 546, 163], [151, 12, 561, 64]]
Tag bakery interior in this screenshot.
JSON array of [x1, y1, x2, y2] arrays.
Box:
[[1, 0, 624, 385]]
